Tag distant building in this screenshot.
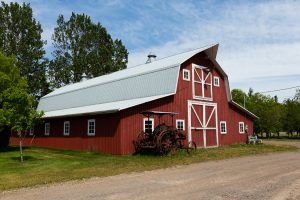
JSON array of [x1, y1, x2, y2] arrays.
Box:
[[12, 44, 257, 154]]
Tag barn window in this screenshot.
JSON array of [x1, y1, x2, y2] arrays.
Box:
[[143, 118, 154, 133], [220, 121, 227, 134], [64, 121, 70, 136], [29, 128, 34, 136], [88, 119, 95, 136], [183, 69, 190, 81], [239, 122, 245, 134], [176, 119, 185, 130], [214, 76, 220, 87], [45, 123, 50, 136], [192, 64, 213, 100]]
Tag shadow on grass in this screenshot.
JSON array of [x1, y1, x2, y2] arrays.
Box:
[[0, 146, 31, 153], [10, 155, 41, 161]]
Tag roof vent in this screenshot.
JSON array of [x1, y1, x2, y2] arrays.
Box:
[[146, 52, 157, 63], [81, 73, 88, 82]]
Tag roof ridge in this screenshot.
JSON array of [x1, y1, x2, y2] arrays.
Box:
[[44, 43, 218, 98], [129, 43, 218, 69]]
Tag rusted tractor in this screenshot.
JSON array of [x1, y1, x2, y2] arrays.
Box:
[[133, 111, 196, 155]]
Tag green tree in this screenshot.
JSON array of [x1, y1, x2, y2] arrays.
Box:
[[252, 93, 283, 137], [283, 90, 300, 137], [294, 89, 300, 103], [294, 90, 300, 135], [0, 2, 49, 103], [282, 99, 297, 136], [232, 89, 283, 137], [231, 89, 246, 107], [49, 12, 128, 88], [0, 51, 42, 160]]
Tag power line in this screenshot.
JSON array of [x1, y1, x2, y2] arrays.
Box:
[[259, 85, 300, 94]]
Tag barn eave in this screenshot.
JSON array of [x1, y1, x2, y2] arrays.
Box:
[[41, 93, 175, 118]]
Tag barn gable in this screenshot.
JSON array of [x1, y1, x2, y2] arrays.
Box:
[[38, 44, 220, 118]]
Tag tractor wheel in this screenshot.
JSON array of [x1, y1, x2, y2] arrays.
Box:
[[134, 131, 146, 153], [157, 130, 176, 155], [186, 141, 197, 154]]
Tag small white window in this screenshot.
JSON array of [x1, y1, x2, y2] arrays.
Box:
[[214, 76, 220, 87], [220, 121, 227, 134], [176, 119, 185, 131], [239, 122, 245, 134], [143, 118, 154, 133], [183, 69, 190, 81], [88, 119, 95, 136], [45, 123, 50, 136], [64, 121, 70, 136], [29, 128, 34, 136]]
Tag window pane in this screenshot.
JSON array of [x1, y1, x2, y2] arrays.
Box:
[[176, 120, 184, 130], [88, 120, 95, 135], [144, 119, 153, 132]]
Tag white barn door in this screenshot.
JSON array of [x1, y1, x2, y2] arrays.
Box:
[[188, 101, 219, 148]]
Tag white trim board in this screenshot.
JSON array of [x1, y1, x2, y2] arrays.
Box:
[[188, 100, 218, 148]]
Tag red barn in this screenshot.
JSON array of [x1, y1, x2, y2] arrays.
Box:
[[12, 44, 257, 154]]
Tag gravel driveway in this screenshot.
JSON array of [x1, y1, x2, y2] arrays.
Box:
[[1, 142, 300, 200]]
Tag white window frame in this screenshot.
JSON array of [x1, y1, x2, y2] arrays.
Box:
[[87, 119, 96, 136], [192, 64, 213, 101], [220, 121, 227, 134], [143, 118, 154, 133], [214, 76, 220, 87], [176, 119, 185, 131], [239, 122, 245, 134], [45, 123, 50, 136], [29, 128, 34, 136], [64, 121, 70, 136], [183, 69, 190, 81]]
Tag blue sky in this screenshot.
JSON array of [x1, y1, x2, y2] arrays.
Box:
[[4, 0, 300, 101]]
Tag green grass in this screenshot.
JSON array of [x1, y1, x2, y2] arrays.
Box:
[[0, 144, 297, 191]]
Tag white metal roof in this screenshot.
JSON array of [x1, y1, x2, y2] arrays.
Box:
[[38, 44, 219, 118], [45, 43, 218, 97], [42, 94, 173, 118]]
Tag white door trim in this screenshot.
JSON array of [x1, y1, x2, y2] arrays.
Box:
[[188, 100, 219, 148]]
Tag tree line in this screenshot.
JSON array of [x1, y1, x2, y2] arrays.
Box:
[[0, 1, 128, 103], [232, 88, 300, 138], [0, 1, 128, 151]]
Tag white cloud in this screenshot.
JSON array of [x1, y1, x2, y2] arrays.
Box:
[[3, 0, 299, 101], [220, 42, 300, 81], [126, 0, 300, 102]]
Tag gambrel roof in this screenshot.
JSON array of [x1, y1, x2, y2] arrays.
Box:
[[38, 43, 257, 119]]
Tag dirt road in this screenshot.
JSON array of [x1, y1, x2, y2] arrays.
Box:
[[1, 146, 300, 200]]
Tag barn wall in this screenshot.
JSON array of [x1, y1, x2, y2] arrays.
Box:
[[120, 52, 255, 154], [10, 113, 122, 154], [11, 52, 254, 155]]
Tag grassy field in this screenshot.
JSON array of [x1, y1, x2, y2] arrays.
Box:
[[258, 132, 300, 140], [0, 144, 297, 191], [264, 137, 300, 142]]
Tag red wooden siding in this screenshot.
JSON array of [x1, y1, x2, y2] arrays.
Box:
[[119, 52, 255, 154], [11, 113, 122, 154], [11, 51, 255, 154]]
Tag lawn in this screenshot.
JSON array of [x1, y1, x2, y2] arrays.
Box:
[[0, 144, 297, 191], [264, 137, 300, 142]]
